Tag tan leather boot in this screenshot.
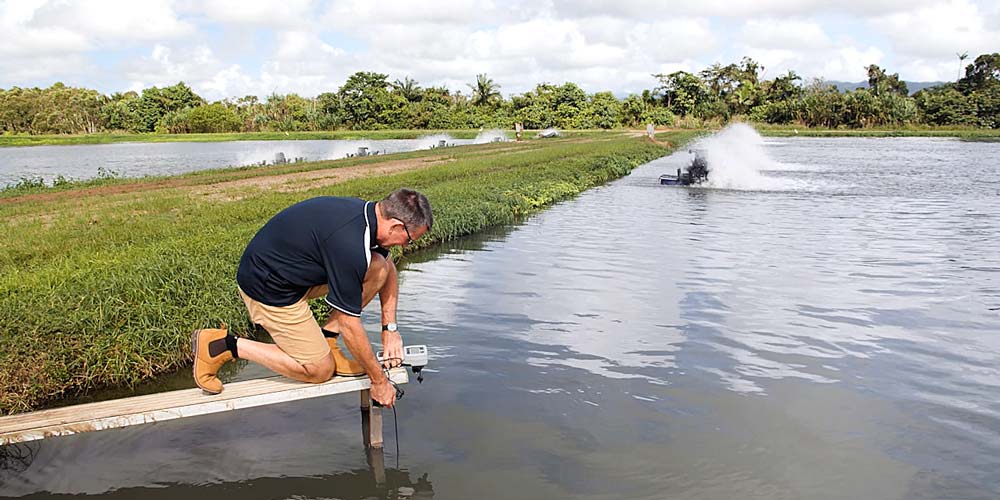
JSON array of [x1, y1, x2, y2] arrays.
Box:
[[326, 334, 366, 377], [191, 324, 233, 394]]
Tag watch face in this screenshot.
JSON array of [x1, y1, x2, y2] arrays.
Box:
[[384, 322, 398, 331]]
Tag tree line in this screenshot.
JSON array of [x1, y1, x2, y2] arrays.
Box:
[[1, 53, 997, 135]]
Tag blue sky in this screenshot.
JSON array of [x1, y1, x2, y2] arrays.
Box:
[[1, 0, 997, 100]]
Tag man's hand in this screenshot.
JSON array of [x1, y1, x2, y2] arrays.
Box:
[[371, 379, 396, 407], [381, 329, 403, 369]]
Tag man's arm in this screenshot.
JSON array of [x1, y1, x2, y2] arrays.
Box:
[[326, 311, 396, 407], [379, 257, 404, 367]]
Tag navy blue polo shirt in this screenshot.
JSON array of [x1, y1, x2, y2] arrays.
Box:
[[236, 196, 387, 316]]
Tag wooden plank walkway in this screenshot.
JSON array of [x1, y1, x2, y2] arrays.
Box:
[[0, 368, 407, 446]]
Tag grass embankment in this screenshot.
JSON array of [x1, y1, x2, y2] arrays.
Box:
[[753, 124, 1000, 140], [0, 132, 695, 414], [0, 129, 502, 148]]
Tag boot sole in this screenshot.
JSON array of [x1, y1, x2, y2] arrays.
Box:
[[191, 329, 223, 395]]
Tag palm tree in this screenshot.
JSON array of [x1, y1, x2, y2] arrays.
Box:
[[957, 52, 969, 81], [393, 77, 422, 102], [468, 73, 501, 106]]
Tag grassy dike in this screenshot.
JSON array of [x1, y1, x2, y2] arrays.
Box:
[[753, 124, 1000, 140], [0, 132, 695, 414]]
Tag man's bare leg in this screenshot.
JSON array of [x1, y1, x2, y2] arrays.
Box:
[[236, 341, 335, 384]]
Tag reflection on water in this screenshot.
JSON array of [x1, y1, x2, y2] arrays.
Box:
[[2, 135, 999, 499], [0, 396, 433, 498], [0, 443, 38, 475], [5, 457, 432, 500]]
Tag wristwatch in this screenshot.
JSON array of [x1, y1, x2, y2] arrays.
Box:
[[382, 322, 398, 332]]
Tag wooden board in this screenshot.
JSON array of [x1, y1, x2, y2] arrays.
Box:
[[0, 369, 407, 445]]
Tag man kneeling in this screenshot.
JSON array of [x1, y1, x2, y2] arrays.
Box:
[[192, 188, 432, 408]]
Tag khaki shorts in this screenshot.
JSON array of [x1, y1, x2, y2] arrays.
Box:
[[238, 285, 331, 365]]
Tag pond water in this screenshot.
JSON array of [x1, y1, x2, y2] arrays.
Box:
[[0, 132, 508, 187], [2, 127, 998, 499]]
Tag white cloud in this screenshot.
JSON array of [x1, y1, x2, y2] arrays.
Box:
[[196, 0, 316, 28], [626, 19, 720, 62], [0, 1, 89, 57], [197, 64, 253, 98], [357, 23, 477, 59], [30, 0, 194, 41], [299, 13, 721, 97], [0, 0, 194, 88], [324, 0, 515, 27], [274, 30, 344, 60], [741, 43, 884, 81], [871, 0, 1000, 60], [738, 19, 832, 51], [2, 0, 997, 97], [0, 54, 91, 84], [0, 1, 92, 86], [0, 24, 89, 57], [122, 33, 360, 100], [896, 58, 963, 82], [818, 46, 886, 81], [124, 44, 218, 87], [554, 0, 941, 19], [492, 19, 621, 67]]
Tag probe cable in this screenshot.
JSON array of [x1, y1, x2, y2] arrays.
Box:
[[377, 357, 405, 467]]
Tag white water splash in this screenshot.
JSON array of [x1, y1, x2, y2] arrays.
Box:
[[235, 144, 308, 167], [416, 134, 456, 149], [325, 140, 373, 159], [695, 123, 813, 191], [473, 129, 510, 143]]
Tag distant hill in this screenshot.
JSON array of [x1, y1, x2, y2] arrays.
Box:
[[822, 80, 948, 95]]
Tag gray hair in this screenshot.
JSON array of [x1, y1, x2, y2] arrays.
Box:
[[380, 188, 433, 229]]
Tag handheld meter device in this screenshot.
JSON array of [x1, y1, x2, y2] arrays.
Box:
[[376, 344, 428, 384], [376, 345, 428, 368]]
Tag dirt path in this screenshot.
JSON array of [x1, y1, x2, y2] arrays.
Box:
[[192, 156, 454, 200], [624, 128, 677, 147], [0, 155, 453, 207]]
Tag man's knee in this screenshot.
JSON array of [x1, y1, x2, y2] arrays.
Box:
[[301, 354, 336, 383]]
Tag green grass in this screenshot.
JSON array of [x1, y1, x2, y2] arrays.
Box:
[[0, 129, 509, 147], [753, 123, 1000, 140], [1, 167, 136, 197], [0, 132, 695, 414]]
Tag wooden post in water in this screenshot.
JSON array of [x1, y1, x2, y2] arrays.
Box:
[[359, 389, 383, 449], [366, 443, 387, 486], [359, 389, 386, 484]]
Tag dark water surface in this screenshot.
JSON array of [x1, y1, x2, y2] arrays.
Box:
[[2, 132, 999, 499]]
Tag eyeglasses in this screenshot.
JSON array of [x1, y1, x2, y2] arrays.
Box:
[[396, 219, 414, 245]]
